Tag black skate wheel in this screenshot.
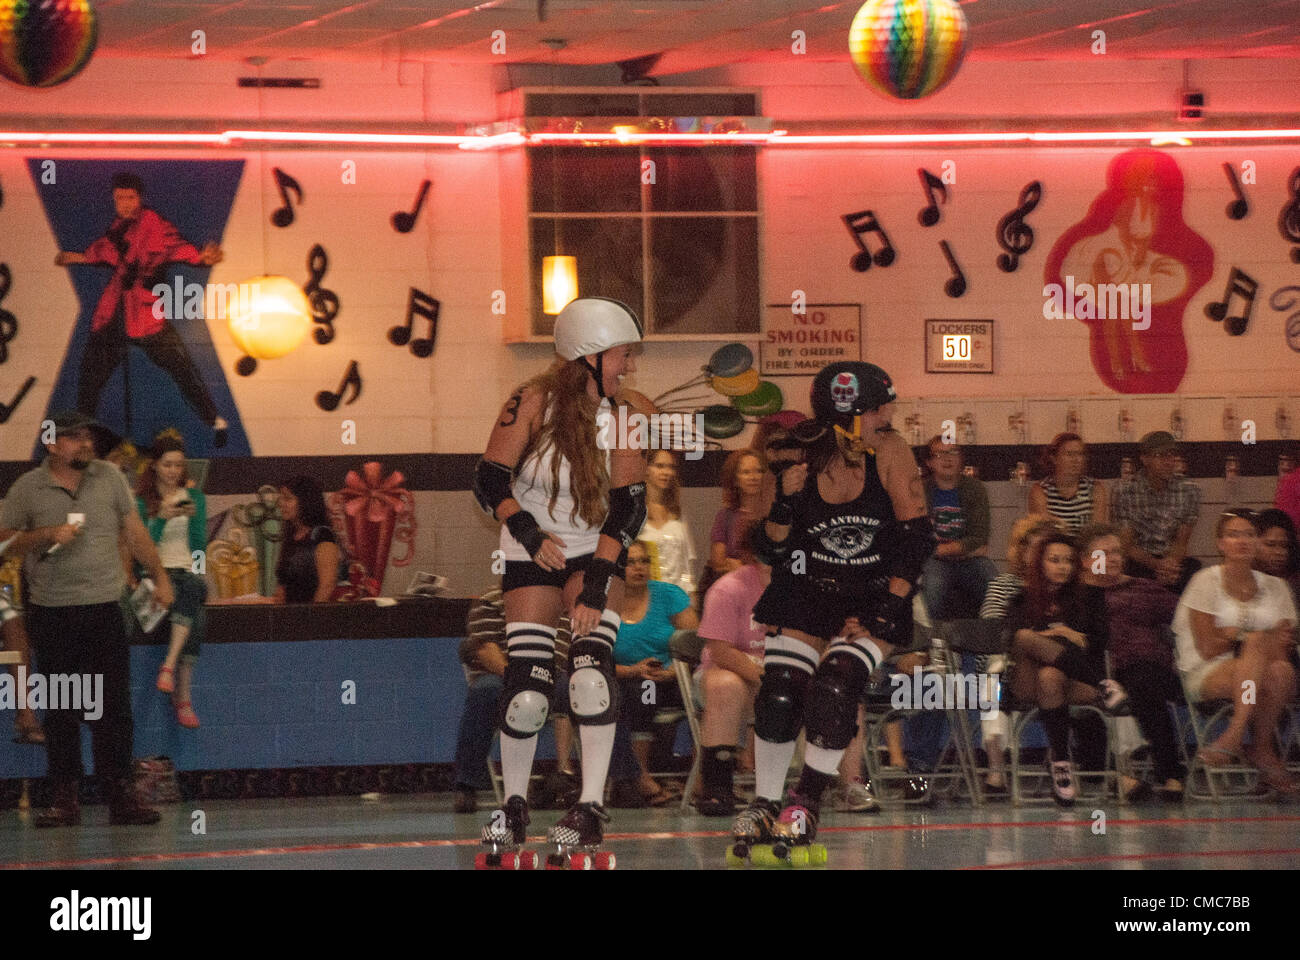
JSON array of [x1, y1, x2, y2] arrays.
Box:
[[545, 854, 566, 870]]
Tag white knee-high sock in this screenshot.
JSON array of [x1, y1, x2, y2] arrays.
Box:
[[500, 621, 558, 801]]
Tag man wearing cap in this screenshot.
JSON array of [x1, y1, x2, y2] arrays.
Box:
[[1113, 431, 1202, 593], [0, 410, 175, 827]]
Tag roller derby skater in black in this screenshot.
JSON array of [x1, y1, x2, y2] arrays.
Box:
[[728, 362, 935, 868], [472, 297, 650, 870]]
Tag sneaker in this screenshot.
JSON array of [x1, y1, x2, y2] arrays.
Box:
[[454, 787, 478, 814], [1049, 760, 1076, 807], [902, 776, 933, 805], [1098, 679, 1131, 716], [834, 777, 880, 812]]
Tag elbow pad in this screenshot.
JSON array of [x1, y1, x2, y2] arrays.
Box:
[[888, 515, 936, 586], [473, 458, 515, 517], [600, 482, 646, 548]]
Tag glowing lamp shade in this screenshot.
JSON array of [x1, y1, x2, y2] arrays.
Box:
[[849, 0, 967, 101], [0, 0, 98, 88], [542, 256, 579, 315], [227, 276, 312, 360]]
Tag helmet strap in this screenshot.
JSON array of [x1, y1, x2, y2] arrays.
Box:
[[579, 354, 609, 399]]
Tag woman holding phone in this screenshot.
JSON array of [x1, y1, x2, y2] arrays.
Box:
[[136, 432, 208, 729]]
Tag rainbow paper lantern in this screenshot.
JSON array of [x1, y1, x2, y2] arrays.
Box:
[[0, 0, 98, 88], [849, 0, 967, 101]]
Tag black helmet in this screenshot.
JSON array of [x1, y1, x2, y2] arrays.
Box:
[[810, 361, 896, 434]]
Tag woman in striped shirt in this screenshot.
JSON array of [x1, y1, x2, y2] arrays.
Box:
[[1029, 433, 1109, 533]]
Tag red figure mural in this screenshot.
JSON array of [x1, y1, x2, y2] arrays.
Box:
[[1045, 150, 1214, 394]]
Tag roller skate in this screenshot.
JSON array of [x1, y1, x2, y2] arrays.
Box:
[[725, 797, 779, 867], [545, 801, 615, 870], [475, 795, 539, 870], [767, 794, 827, 867]]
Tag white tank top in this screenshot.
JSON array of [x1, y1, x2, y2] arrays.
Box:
[[499, 397, 611, 561]]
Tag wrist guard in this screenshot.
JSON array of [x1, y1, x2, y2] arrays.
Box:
[[871, 590, 914, 648], [578, 557, 620, 611], [888, 515, 936, 586], [505, 511, 546, 560]]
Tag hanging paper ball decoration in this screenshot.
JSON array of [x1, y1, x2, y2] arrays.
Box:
[[0, 0, 98, 88], [849, 0, 967, 101]]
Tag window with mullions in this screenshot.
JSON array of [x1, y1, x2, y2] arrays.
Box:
[[528, 142, 760, 337]]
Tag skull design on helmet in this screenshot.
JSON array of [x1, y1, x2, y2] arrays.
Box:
[[830, 372, 859, 412]]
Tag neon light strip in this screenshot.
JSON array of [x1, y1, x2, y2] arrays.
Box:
[[0, 128, 1296, 149]]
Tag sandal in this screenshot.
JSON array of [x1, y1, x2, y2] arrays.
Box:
[[156, 665, 176, 693], [174, 701, 200, 729]]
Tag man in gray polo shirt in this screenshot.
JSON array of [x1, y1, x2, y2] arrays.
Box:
[[0, 410, 175, 827]]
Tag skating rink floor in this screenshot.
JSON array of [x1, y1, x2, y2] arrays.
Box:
[[3, 793, 1298, 870]]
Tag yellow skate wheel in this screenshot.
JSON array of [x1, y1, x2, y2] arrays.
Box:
[[750, 846, 783, 868], [808, 844, 828, 866], [725, 847, 747, 868], [788, 846, 810, 867]]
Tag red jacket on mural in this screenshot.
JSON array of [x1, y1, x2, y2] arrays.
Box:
[[81, 208, 205, 338]]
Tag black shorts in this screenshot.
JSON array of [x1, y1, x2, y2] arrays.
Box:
[[752, 574, 896, 641], [501, 549, 629, 594]]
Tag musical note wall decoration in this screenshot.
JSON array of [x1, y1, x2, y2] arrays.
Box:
[[995, 181, 1041, 273], [0, 376, 35, 424], [0, 264, 16, 364], [303, 244, 339, 344], [391, 179, 431, 233], [917, 169, 947, 227], [841, 210, 896, 272], [316, 360, 362, 411], [389, 287, 440, 358], [939, 240, 966, 297], [270, 167, 303, 228], [1279, 167, 1300, 263], [1270, 285, 1300, 353], [1204, 266, 1257, 336], [1222, 163, 1248, 220]]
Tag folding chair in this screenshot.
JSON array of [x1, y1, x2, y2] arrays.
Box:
[[1178, 668, 1267, 802], [1008, 703, 1117, 807]]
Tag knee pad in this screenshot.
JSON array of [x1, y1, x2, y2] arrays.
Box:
[[568, 637, 617, 725], [753, 663, 811, 744], [498, 657, 555, 739], [804, 648, 873, 751]]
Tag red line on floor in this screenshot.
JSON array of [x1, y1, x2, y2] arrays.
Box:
[[963, 847, 1300, 869], [4, 813, 1298, 870]]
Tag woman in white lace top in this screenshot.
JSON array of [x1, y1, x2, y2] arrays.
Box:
[[639, 450, 698, 605]]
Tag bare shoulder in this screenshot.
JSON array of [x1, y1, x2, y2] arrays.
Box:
[[873, 429, 915, 471]]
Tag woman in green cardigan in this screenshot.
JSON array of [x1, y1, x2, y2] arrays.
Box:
[[135, 433, 208, 729]]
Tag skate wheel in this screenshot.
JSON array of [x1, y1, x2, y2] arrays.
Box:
[[725, 847, 747, 868], [518, 850, 540, 870], [474, 852, 489, 870], [750, 846, 782, 868], [569, 852, 592, 871], [808, 844, 828, 866], [593, 851, 616, 870], [545, 854, 566, 870], [500, 852, 519, 870], [788, 846, 810, 867]]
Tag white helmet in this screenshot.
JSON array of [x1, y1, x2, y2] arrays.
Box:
[[554, 297, 643, 361]]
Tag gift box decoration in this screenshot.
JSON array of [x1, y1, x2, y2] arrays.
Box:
[[329, 461, 417, 596]]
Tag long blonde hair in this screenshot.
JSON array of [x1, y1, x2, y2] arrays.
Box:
[[519, 358, 618, 527]]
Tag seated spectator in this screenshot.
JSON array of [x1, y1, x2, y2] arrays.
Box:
[[1077, 524, 1185, 803], [1275, 462, 1300, 532], [451, 585, 577, 813], [273, 476, 341, 603], [640, 449, 698, 604], [0, 581, 43, 744], [700, 449, 764, 596], [135, 432, 209, 730], [1114, 431, 1201, 593], [977, 516, 1058, 793], [610, 541, 699, 806], [922, 436, 995, 620], [1005, 531, 1127, 806], [1253, 508, 1300, 615], [694, 526, 767, 816], [1173, 509, 1297, 794], [1028, 432, 1109, 532]]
